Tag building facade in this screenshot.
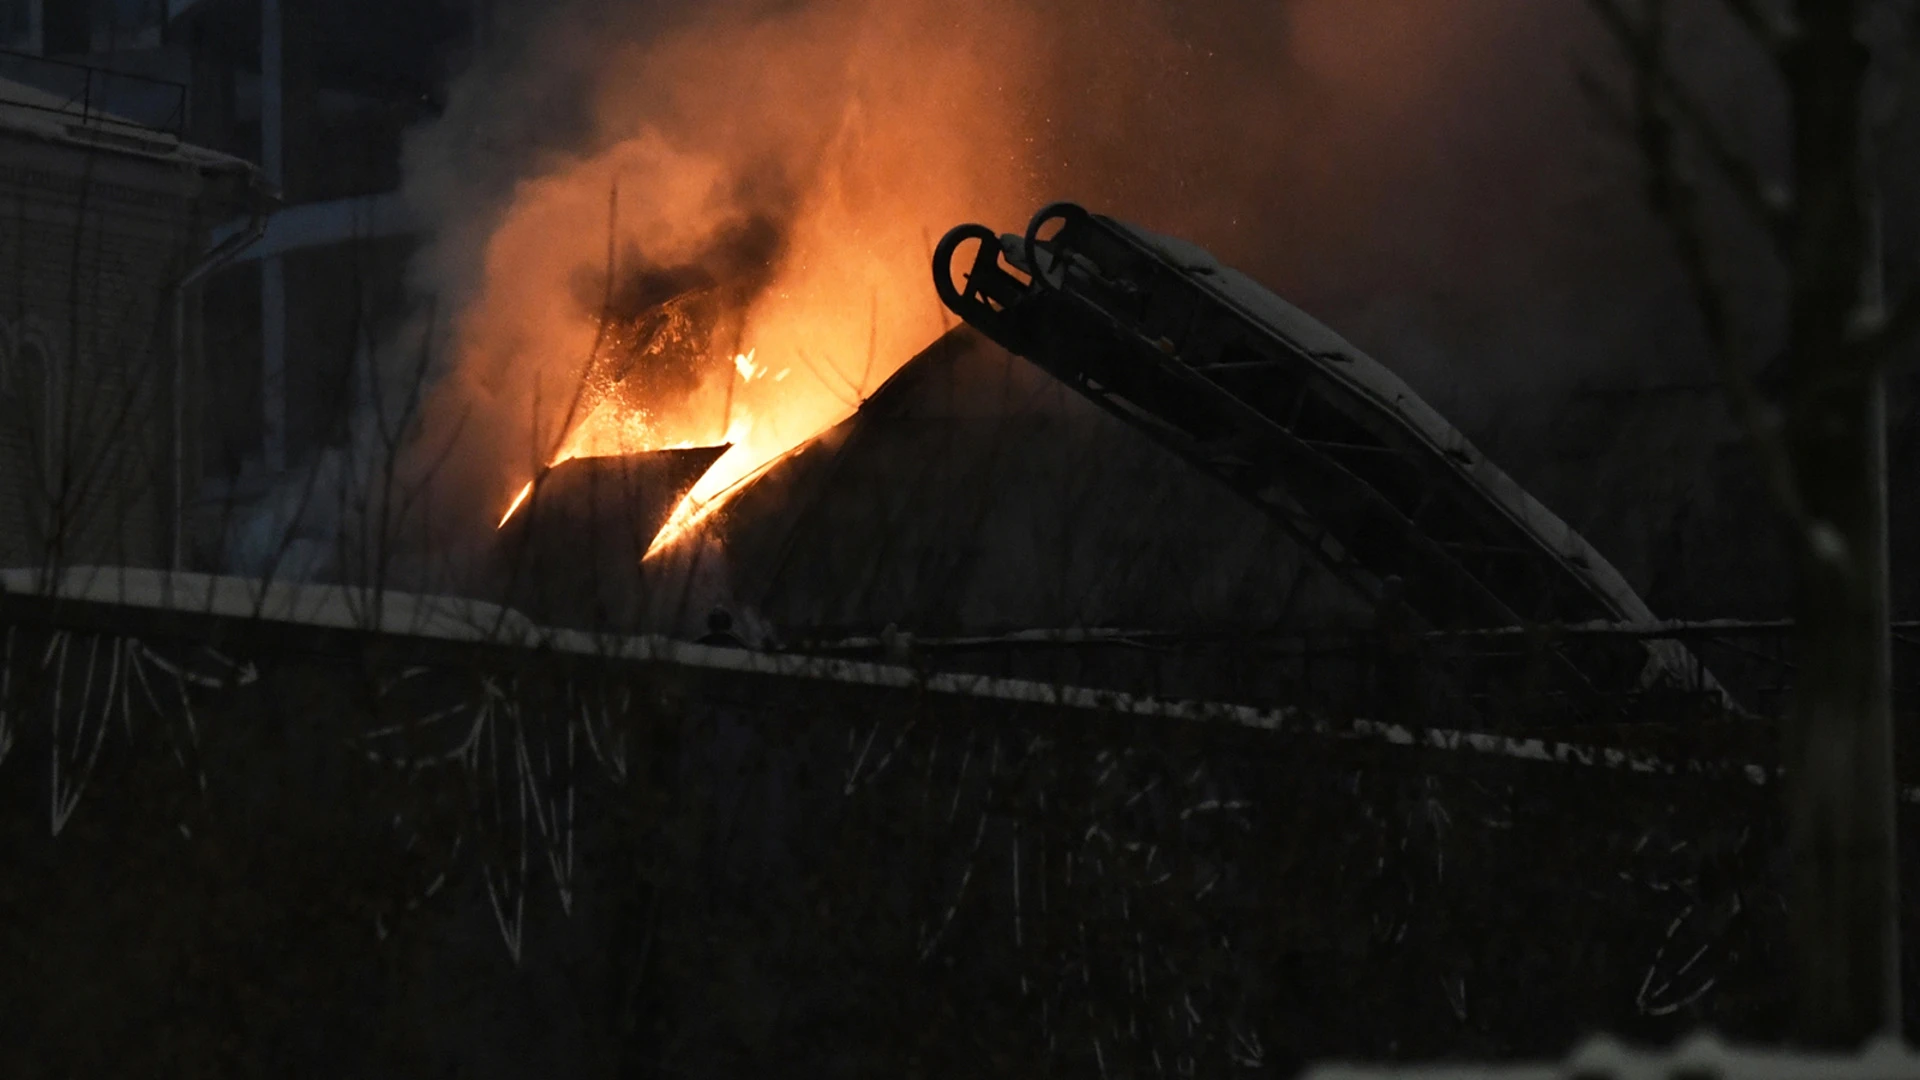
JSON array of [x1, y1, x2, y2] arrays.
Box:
[[0, 64, 255, 569]]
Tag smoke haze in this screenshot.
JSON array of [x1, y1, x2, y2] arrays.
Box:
[[385, 0, 1772, 580]]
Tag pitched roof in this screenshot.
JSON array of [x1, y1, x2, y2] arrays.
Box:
[[0, 73, 253, 174], [700, 328, 1372, 637]]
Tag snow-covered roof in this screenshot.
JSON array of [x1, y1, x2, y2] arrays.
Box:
[[1045, 211, 1721, 701], [1124, 222, 1662, 629], [0, 73, 254, 174]]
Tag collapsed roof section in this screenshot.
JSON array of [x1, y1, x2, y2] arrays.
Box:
[[494, 445, 728, 631]]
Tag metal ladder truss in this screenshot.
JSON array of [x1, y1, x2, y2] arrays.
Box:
[[934, 202, 1725, 714]]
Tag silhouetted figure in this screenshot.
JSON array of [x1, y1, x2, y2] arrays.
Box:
[[697, 606, 746, 647], [879, 622, 914, 664]]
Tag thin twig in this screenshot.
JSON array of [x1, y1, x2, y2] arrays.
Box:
[[1589, 0, 1792, 251], [1587, 0, 1812, 544]]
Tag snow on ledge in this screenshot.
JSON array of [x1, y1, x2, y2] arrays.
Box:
[[1303, 1033, 1920, 1080], [6, 567, 1905, 803]]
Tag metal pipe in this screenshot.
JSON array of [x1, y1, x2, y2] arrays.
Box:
[[260, 0, 286, 473], [171, 191, 268, 570]]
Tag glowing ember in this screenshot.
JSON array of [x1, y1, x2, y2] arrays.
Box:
[[498, 347, 792, 544], [547, 400, 661, 467]]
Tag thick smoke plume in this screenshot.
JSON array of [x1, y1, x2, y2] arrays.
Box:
[[381, 0, 1721, 592], [396, 0, 1047, 543]]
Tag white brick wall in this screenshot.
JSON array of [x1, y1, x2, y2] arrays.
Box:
[[0, 131, 211, 569]]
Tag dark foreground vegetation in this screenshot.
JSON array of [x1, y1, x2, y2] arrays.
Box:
[[2, 586, 1915, 1078]]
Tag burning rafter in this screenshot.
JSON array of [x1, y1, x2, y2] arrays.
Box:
[[492, 445, 730, 630]]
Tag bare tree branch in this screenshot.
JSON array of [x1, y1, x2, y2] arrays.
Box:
[[1721, 0, 1800, 54], [1589, 0, 1794, 253], [1588, 0, 1811, 541], [1848, 281, 1920, 368]]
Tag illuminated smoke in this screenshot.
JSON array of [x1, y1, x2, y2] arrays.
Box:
[[394, 0, 1665, 572]]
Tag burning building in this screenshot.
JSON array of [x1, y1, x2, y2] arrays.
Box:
[[11, 5, 1920, 1071], [437, 193, 1729, 726], [359, 0, 1895, 716]]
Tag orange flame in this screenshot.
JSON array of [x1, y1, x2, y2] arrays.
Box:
[[454, 0, 1051, 561], [420, 0, 1529, 582], [493, 348, 764, 536], [497, 480, 535, 528]]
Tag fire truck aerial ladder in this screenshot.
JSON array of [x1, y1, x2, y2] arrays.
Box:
[[933, 202, 1720, 711]]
